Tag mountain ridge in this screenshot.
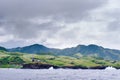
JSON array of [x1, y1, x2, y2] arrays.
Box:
[[1, 44, 120, 60]]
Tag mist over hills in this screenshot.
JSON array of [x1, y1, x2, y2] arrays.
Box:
[[1, 44, 120, 60]]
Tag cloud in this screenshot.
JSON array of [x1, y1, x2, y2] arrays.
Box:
[[0, 0, 105, 18], [0, 0, 120, 49]]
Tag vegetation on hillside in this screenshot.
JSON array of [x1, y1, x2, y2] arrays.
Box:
[[0, 50, 120, 68], [8, 44, 120, 60]]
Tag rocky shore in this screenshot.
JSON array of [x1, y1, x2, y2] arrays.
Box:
[[22, 63, 108, 69], [22, 63, 59, 69]]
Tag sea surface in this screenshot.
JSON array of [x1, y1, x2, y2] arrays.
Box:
[[0, 68, 120, 80]]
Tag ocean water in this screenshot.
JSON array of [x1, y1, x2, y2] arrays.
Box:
[[0, 69, 120, 80]]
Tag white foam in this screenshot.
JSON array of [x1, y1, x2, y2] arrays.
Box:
[[48, 67, 54, 70], [105, 66, 117, 70]]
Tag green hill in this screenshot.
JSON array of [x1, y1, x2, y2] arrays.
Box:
[[0, 51, 120, 68], [0, 46, 7, 51], [8, 44, 120, 60]]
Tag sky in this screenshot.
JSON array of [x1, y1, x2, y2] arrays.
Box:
[[0, 0, 120, 49]]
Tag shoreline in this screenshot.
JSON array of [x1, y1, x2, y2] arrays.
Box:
[[22, 63, 119, 70], [0, 63, 120, 69]]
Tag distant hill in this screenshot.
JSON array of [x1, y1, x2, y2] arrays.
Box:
[[59, 44, 120, 60], [7, 44, 120, 60], [0, 46, 7, 51], [8, 44, 60, 54]]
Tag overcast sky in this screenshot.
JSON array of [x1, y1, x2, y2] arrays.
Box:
[[0, 0, 120, 49]]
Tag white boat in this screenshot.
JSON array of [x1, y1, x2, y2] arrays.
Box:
[[105, 66, 116, 70], [49, 67, 54, 70]]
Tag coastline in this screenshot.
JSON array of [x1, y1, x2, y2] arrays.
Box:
[[22, 63, 116, 70]]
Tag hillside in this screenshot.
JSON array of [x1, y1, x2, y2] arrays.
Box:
[[0, 46, 7, 51], [0, 51, 120, 68], [8, 44, 120, 60], [59, 44, 120, 60], [8, 44, 60, 54]]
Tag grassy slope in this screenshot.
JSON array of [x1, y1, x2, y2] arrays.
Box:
[[0, 51, 120, 68]]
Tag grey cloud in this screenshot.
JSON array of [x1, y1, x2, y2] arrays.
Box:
[[1, 0, 119, 49], [103, 8, 120, 32], [0, 40, 26, 48], [0, 0, 106, 21], [0, 0, 106, 39], [0, 21, 64, 39], [108, 20, 120, 31]]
